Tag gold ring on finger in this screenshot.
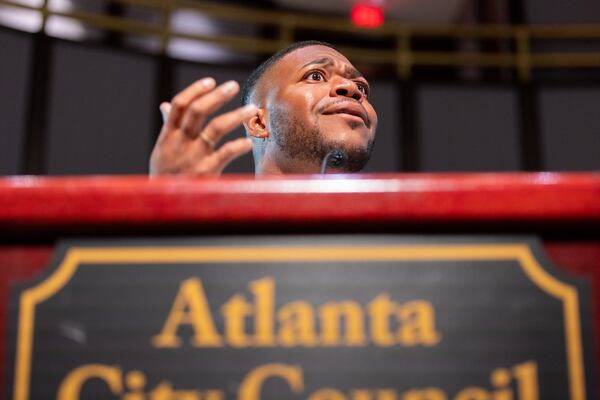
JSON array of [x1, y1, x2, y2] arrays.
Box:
[[200, 132, 216, 149]]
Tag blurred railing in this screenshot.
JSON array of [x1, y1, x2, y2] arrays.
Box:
[[1, 0, 600, 79]]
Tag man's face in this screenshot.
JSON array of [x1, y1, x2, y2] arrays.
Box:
[[260, 45, 378, 172]]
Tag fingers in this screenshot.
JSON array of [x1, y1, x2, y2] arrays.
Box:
[[207, 137, 253, 174], [152, 77, 256, 177], [154, 102, 173, 147], [168, 77, 216, 128], [201, 104, 257, 146], [180, 80, 240, 138], [160, 102, 171, 124]]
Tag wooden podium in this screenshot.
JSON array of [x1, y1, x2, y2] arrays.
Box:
[[1, 173, 599, 397]]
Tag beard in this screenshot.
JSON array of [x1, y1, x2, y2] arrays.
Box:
[[269, 108, 374, 172]]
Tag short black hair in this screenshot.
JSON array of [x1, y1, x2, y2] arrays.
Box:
[[240, 40, 338, 106]]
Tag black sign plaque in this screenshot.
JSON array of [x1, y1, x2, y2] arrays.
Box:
[[6, 236, 596, 400]]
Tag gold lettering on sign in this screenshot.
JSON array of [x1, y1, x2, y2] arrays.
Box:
[[152, 277, 441, 348], [278, 301, 318, 347], [57, 364, 223, 399], [251, 278, 276, 346], [397, 301, 441, 346], [56, 361, 538, 400], [368, 294, 397, 346], [513, 361, 538, 400], [307, 388, 348, 400], [222, 294, 254, 347], [454, 388, 489, 400], [238, 363, 304, 400], [403, 388, 448, 400], [320, 301, 367, 346], [490, 367, 512, 400], [152, 278, 223, 348], [374, 389, 399, 400], [57, 364, 122, 399]]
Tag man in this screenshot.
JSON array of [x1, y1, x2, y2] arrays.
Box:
[[149, 41, 378, 175]]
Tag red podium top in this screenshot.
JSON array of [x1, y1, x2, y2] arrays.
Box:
[[0, 173, 599, 231]]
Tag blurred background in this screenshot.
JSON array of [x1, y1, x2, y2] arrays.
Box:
[[0, 0, 599, 175]]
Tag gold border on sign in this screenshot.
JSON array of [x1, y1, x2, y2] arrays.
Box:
[[12, 244, 586, 400]]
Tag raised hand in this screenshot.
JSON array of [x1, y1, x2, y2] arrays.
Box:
[[149, 78, 257, 176]]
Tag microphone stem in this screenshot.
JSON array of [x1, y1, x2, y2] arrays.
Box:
[[320, 150, 347, 174]]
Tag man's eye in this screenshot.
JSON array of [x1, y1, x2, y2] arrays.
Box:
[[357, 82, 370, 96], [307, 71, 325, 81]]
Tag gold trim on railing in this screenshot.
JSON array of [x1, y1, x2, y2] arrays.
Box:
[[2, 0, 599, 80]]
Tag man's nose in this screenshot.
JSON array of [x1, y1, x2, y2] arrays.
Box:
[[331, 77, 363, 101]]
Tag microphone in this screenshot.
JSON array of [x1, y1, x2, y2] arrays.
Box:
[[320, 149, 348, 174]]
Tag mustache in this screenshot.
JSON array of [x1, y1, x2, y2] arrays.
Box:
[[316, 99, 371, 128]]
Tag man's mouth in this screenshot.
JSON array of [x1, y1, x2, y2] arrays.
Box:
[[322, 102, 369, 127]]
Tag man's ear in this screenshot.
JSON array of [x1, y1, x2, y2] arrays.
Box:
[[243, 108, 269, 139]]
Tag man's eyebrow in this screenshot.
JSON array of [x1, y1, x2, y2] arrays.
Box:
[[301, 57, 335, 69], [300, 57, 364, 79]]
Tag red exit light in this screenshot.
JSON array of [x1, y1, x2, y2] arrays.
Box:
[[351, 3, 384, 29]]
